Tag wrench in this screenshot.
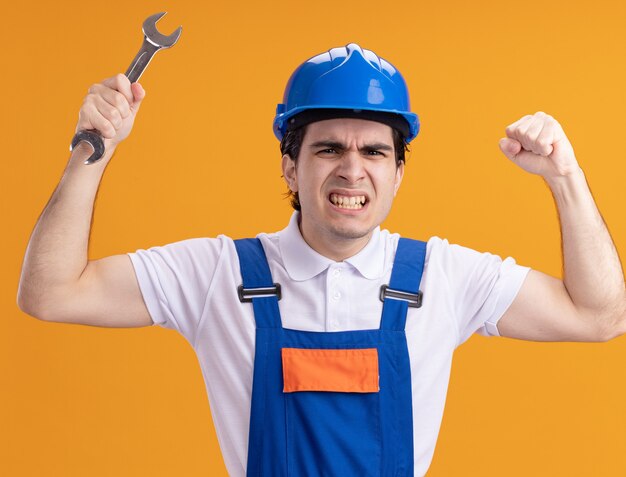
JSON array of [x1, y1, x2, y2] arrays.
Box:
[[70, 12, 182, 165]]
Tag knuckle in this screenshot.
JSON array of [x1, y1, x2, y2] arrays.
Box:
[[537, 139, 550, 149], [84, 93, 99, 108], [112, 91, 123, 105], [109, 107, 122, 124], [114, 91, 128, 109], [103, 123, 116, 138], [81, 102, 96, 118], [115, 73, 130, 93]]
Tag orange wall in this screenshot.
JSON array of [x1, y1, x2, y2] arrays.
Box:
[[4, 0, 626, 475]]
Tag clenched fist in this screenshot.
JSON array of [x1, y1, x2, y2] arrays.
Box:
[[75, 74, 146, 154], [499, 112, 581, 181]]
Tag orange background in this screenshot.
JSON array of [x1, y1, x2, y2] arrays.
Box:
[[3, 0, 626, 475]]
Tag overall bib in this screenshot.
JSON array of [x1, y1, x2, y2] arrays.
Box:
[[235, 238, 426, 476]]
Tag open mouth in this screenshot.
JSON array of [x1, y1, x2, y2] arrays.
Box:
[[329, 193, 368, 210]]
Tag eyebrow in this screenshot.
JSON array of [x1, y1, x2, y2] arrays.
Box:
[[308, 140, 393, 152]]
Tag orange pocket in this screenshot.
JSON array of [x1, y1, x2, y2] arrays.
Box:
[[282, 348, 379, 393]]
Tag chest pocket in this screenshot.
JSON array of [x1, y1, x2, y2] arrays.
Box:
[[282, 347, 379, 393], [282, 347, 382, 477]]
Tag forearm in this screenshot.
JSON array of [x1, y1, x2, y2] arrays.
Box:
[[546, 168, 626, 332], [17, 144, 115, 316]]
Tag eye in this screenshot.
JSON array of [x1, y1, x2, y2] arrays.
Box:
[[318, 148, 337, 154]]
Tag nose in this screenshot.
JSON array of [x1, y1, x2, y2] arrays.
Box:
[[336, 150, 366, 184]]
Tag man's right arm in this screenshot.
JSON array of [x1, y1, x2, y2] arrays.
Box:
[[17, 74, 152, 328]]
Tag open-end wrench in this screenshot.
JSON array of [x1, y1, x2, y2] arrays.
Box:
[[70, 12, 182, 165]]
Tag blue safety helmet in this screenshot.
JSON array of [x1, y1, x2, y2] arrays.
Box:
[[273, 43, 420, 143]]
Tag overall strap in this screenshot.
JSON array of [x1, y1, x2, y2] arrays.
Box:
[[234, 238, 282, 329], [380, 238, 427, 331]]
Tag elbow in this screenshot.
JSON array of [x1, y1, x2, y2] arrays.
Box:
[[600, 324, 625, 343], [16, 285, 49, 322], [16, 295, 42, 321], [16, 298, 42, 321], [607, 312, 626, 342], [596, 298, 626, 342]]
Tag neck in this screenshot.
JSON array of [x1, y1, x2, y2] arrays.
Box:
[[298, 215, 373, 262]]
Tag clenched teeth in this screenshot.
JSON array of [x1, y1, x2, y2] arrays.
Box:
[[330, 193, 366, 209]]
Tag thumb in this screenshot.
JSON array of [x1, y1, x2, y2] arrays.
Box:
[[499, 137, 522, 160], [130, 82, 146, 113]]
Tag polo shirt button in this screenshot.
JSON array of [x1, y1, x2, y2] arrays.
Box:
[[333, 291, 341, 300], [333, 269, 341, 277]]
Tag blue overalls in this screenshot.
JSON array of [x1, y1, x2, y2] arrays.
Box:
[[234, 237, 426, 476]]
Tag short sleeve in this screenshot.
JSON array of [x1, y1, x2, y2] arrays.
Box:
[[429, 237, 531, 346], [127, 236, 226, 343]]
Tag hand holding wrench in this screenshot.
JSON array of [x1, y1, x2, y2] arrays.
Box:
[[70, 12, 182, 165]]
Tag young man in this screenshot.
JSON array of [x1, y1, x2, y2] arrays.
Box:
[[17, 43, 626, 476]]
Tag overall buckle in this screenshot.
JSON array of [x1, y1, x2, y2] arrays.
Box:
[[238, 284, 282, 303], [379, 285, 423, 308]]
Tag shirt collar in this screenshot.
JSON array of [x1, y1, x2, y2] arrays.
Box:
[[278, 211, 386, 281]]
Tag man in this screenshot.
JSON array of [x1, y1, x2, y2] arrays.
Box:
[[17, 43, 626, 476]]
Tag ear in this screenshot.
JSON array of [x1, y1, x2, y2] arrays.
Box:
[[282, 154, 298, 192], [393, 161, 405, 196]]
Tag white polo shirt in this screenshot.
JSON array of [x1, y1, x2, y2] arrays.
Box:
[[128, 212, 530, 476]]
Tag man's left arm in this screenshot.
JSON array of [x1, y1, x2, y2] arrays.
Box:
[[495, 112, 626, 342]]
